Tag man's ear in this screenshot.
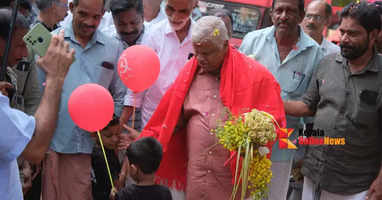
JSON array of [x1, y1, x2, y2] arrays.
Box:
[[369, 29, 379, 46]]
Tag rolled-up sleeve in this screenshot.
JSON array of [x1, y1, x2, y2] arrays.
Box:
[[123, 89, 146, 108], [0, 94, 35, 162]]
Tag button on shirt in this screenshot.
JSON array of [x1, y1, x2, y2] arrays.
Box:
[[124, 19, 194, 128], [0, 93, 35, 200], [239, 26, 323, 161], [183, 69, 232, 200], [301, 53, 382, 194], [38, 22, 126, 154], [320, 38, 340, 56]]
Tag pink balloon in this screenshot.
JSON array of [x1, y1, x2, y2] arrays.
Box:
[[118, 45, 160, 92], [68, 83, 114, 132]]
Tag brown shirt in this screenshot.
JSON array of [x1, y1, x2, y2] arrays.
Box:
[[301, 53, 382, 194], [183, 69, 233, 200]]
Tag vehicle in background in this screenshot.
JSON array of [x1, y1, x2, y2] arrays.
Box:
[[197, 0, 344, 47]]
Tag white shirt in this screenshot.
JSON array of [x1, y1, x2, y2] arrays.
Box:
[[0, 94, 35, 200], [143, 7, 166, 29], [321, 38, 340, 56], [124, 19, 194, 127]]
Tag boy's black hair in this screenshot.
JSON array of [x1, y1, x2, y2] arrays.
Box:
[[104, 114, 119, 130], [126, 137, 163, 174]]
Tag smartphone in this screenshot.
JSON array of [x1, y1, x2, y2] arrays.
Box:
[[23, 23, 52, 57]]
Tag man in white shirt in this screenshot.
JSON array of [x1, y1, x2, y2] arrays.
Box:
[[302, 0, 340, 56], [120, 0, 195, 129]]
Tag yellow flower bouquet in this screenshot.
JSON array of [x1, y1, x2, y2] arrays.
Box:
[[214, 108, 278, 200]]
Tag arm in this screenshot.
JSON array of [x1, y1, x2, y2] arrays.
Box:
[[284, 100, 314, 117], [21, 30, 75, 164]]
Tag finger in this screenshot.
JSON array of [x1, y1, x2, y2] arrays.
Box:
[[0, 82, 13, 89]]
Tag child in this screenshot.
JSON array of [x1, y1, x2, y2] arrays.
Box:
[[115, 137, 172, 200], [91, 114, 121, 200]]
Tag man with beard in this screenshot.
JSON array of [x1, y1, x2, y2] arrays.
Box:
[[302, 0, 340, 56], [120, 0, 194, 136], [284, 2, 382, 200], [39, 0, 126, 199], [239, 0, 323, 199]]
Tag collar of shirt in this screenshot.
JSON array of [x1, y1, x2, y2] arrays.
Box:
[[264, 25, 318, 64], [265, 25, 317, 50], [62, 21, 106, 49], [336, 51, 381, 76]]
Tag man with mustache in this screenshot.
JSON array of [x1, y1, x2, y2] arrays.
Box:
[[302, 0, 340, 56], [109, 0, 145, 131], [239, 0, 323, 199], [284, 2, 382, 200], [119, 0, 195, 199], [39, 0, 126, 199]]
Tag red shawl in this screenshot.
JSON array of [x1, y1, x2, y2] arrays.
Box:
[[139, 46, 286, 191]]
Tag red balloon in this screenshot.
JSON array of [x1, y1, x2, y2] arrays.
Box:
[[68, 83, 114, 132], [118, 45, 160, 92]]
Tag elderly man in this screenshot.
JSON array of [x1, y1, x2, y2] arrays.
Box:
[[124, 16, 286, 200], [39, 0, 125, 199], [284, 2, 382, 200], [239, 0, 323, 199], [302, 0, 339, 56], [120, 0, 195, 132], [0, 8, 75, 200]]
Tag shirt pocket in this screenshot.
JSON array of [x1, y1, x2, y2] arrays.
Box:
[[280, 70, 306, 93], [353, 90, 379, 127], [93, 65, 114, 88]]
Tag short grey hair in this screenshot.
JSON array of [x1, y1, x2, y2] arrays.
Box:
[[36, 0, 59, 11], [191, 16, 229, 49]]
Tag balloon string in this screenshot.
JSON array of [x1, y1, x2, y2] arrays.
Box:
[[97, 130, 115, 192]]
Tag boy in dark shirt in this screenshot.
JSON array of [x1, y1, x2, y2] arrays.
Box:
[[114, 137, 172, 200]]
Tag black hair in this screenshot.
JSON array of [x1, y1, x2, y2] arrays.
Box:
[[72, 0, 105, 9], [110, 0, 143, 17], [104, 114, 120, 130], [0, 8, 29, 41], [324, 1, 332, 18], [20, 0, 32, 12], [272, 0, 304, 13], [340, 2, 381, 33], [126, 137, 163, 174], [36, 0, 58, 11]]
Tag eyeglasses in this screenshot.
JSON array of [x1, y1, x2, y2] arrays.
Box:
[[304, 14, 325, 21], [54, 1, 68, 9]]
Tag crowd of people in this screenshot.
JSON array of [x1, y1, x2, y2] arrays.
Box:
[[0, 0, 381, 199]]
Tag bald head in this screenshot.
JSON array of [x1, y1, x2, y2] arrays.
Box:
[[302, 0, 332, 44], [192, 16, 229, 49]]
